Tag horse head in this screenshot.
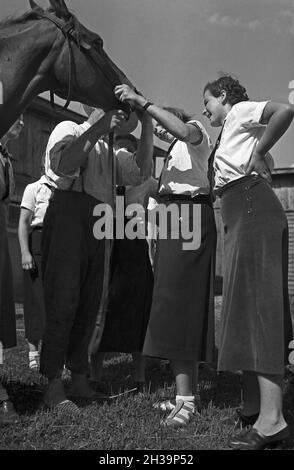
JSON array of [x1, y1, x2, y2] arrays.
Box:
[[29, 0, 135, 114]]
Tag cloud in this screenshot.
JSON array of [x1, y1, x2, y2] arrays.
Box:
[[205, 12, 263, 31], [247, 19, 263, 31], [278, 7, 294, 34], [206, 12, 242, 28], [204, 6, 294, 35]]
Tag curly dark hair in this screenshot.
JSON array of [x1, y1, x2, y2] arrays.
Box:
[[115, 133, 137, 152], [203, 73, 249, 105]]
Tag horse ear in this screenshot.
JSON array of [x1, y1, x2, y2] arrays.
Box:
[[49, 0, 71, 19], [29, 0, 43, 11]]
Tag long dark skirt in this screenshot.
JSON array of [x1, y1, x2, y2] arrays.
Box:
[[23, 228, 46, 343], [98, 238, 153, 353], [218, 175, 293, 374], [143, 196, 216, 362], [0, 202, 16, 349]]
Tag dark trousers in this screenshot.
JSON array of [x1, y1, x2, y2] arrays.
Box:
[[0, 202, 16, 349], [40, 190, 105, 379], [23, 228, 46, 343]]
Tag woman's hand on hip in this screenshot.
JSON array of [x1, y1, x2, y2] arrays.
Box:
[[246, 150, 272, 183]]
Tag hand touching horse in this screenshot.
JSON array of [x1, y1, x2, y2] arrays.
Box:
[[0, 0, 134, 138]]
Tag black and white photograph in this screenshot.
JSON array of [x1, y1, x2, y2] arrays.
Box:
[[0, 0, 294, 456]]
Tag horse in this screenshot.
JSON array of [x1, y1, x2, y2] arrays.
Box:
[[0, 0, 135, 138]]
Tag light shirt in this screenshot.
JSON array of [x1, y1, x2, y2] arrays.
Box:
[[214, 101, 274, 191], [45, 120, 144, 204], [0, 147, 15, 201], [158, 120, 213, 197], [20, 175, 53, 228]]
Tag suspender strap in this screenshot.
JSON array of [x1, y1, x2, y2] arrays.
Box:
[[207, 126, 224, 202], [0, 144, 11, 201], [157, 138, 178, 192]]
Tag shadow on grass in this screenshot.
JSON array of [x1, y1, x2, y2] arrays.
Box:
[[3, 380, 45, 416]]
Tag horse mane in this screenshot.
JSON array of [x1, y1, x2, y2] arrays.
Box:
[[0, 7, 80, 30], [0, 7, 98, 48], [0, 10, 46, 30]]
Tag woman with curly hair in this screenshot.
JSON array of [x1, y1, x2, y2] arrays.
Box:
[[203, 74, 294, 449], [115, 84, 216, 429]]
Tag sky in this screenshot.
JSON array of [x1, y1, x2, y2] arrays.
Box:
[[0, 0, 294, 167]]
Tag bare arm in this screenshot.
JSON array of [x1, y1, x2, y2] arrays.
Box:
[[135, 112, 154, 178], [18, 208, 34, 270], [257, 102, 294, 154], [114, 85, 202, 144], [58, 110, 127, 175], [246, 102, 294, 180]]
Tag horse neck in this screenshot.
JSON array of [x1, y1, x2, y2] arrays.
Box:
[[0, 19, 62, 137]]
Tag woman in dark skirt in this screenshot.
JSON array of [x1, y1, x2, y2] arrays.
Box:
[[90, 134, 155, 389], [98, 238, 153, 354], [115, 84, 216, 428], [203, 74, 294, 449], [96, 236, 154, 385]]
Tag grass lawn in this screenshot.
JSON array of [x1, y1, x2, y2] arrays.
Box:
[[1, 297, 294, 451]]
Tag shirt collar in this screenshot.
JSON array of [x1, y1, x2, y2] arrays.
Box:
[[80, 121, 91, 132]]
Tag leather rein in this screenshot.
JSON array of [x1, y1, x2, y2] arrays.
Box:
[[35, 11, 127, 113]]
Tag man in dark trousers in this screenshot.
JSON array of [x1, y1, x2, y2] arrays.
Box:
[[41, 105, 153, 412]]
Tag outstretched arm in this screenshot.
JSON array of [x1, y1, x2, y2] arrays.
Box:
[[135, 110, 153, 179], [114, 85, 202, 144]]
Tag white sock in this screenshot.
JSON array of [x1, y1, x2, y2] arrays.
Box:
[[29, 351, 39, 359], [176, 395, 195, 411]]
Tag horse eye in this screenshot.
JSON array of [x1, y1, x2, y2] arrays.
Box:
[[95, 38, 104, 48]]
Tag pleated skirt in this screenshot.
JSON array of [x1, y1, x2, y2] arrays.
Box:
[[218, 176, 293, 374], [143, 196, 216, 361]]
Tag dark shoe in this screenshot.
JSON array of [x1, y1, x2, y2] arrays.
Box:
[[43, 398, 80, 415], [229, 425, 292, 450], [0, 400, 19, 425]]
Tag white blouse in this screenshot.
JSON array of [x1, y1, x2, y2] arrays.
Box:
[[20, 176, 53, 228], [158, 120, 213, 197], [213, 101, 274, 191], [45, 120, 144, 204]]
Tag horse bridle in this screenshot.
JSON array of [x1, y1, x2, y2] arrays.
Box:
[[36, 11, 131, 115]]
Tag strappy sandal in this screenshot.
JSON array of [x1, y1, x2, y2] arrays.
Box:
[[153, 392, 201, 413], [29, 352, 40, 371], [160, 400, 195, 428]]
